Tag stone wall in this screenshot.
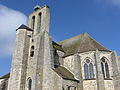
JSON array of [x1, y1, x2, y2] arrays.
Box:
[[62, 51, 117, 90], [63, 79, 78, 90], [0, 79, 9, 90], [117, 56, 120, 72], [83, 80, 97, 90], [104, 80, 114, 90], [52, 70, 63, 90], [8, 29, 31, 90], [63, 56, 75, 74]]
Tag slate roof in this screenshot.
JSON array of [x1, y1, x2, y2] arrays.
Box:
[[52, 41, 64, 52], [0, 73, 10, 79], [58, 33, 111, 57], [16, 24, 33, 31], [53, 66, 79, 82]]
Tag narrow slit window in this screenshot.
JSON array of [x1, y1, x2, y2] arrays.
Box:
[[39, 12, 42, 30], [32, 16, 35, 29], [30, 46, 34, 57], [39, 12, 42, 25]]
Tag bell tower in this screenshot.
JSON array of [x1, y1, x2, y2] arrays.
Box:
[[28, 5, 50, 34], [8, 5, 53, 90], [26, 5, 54, 90]]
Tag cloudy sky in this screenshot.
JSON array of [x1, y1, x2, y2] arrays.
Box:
[[0, 0, 120, 76]]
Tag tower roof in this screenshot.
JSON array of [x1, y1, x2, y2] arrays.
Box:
[[16, 24, 33, 31], [34, 5, 41, 11], [0, 73, 10, 79], [58, 33, 111, 57]]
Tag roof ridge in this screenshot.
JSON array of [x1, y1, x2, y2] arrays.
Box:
[[58, 33, 84, 44], [58, 32, 111, 57]]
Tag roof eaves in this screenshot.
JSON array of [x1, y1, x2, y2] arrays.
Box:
[[0, 73, 10, 79], [16, 24, 33, 31], [63, 78, 80, 83]]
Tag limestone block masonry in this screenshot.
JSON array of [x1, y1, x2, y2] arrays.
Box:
[[0, 5, 120, 90]]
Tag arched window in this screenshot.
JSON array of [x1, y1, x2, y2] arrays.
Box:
[[101, 57, 110, 79], [89, 63, 94, 79], [39, 12, 42, 26], [32, 16, 35, 29], [84, 59, 94, 79], [84, 63, 89, 79], [28, 78, 32, 90]]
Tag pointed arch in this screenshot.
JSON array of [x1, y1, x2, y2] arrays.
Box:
[[89, 63, 94, 79], [27, 77, 32, 90], [105, 62, 110, 78], [84, 63, 89, 79], [101, 57, 110, 79], [84, 58, 94, 79], [39, 12, 42, 26]]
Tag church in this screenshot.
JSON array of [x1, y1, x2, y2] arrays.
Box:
[[0, 5, 120, 90]]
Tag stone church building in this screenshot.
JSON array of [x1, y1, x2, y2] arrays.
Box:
[[0, 5, 120, 90]]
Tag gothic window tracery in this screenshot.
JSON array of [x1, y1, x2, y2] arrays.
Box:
[[84, 58, 94, 79], [101, 57, 110, 79]]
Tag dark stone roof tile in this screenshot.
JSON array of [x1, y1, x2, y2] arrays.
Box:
[[16, 24, 33, 31], [53, 66, 78, 82], [58, 33, 111, 57]]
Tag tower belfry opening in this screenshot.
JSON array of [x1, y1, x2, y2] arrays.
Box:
[[28, 5, 50, 35]]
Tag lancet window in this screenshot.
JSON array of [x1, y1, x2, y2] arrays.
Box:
[[28, 78, 32, 90], [101, 57, 110, 79], [84, 59, 94, 79], [32, 16, 35, 29], [39, 12, 42, 27]]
